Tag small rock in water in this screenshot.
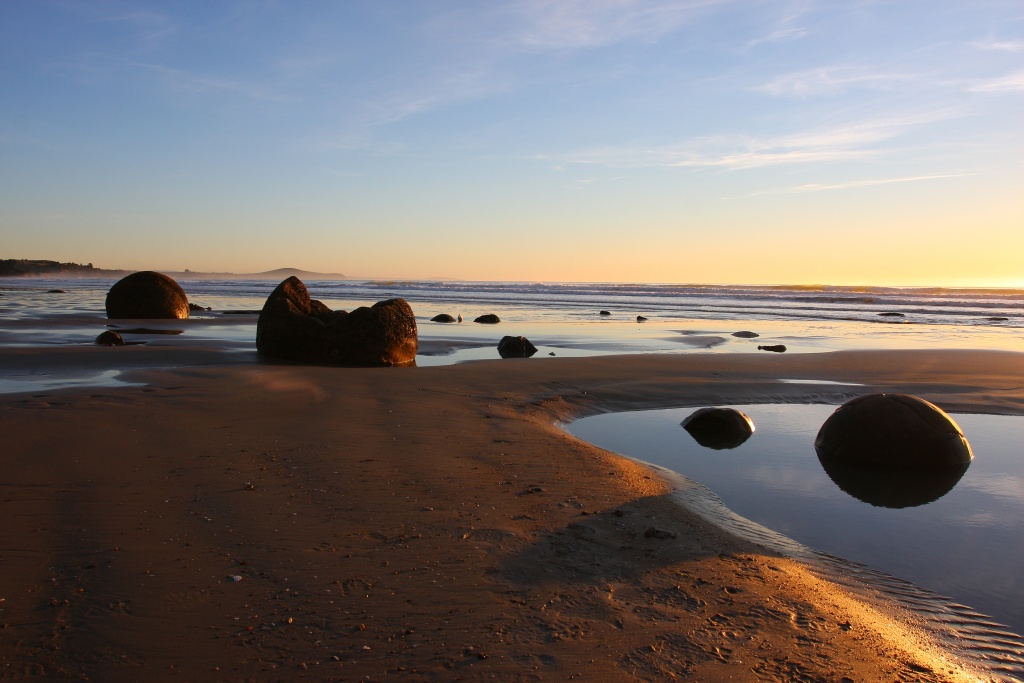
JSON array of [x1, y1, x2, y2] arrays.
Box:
[[757, 344, 787, 353], [95, 330, 125, 346], [877, 312, 905, 317], [497, 335, 538, 358], [474, 314, 500, 324], [731, 331, 759, 338], [431, 314, 456, 323], [636, 315, 648, 322], [599, 310, 611, 316]]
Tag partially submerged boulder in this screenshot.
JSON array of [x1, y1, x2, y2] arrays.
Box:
[[732, 331, 759, 338], [105, 271, 189, 319], [95, 330, 125, 346], [256, 277, 417, 367], [814, 394, 972, 468], [431, 314, 456, 323], [758, 344, 786, 353], [474, 314, 500, 324], [497, 336, 538, 359], [682, 407, 755, 450]]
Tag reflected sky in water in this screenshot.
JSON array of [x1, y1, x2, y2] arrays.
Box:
[[567, 405, 1024, 634]]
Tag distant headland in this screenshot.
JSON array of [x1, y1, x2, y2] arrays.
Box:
[[0, 260, 347, 281]]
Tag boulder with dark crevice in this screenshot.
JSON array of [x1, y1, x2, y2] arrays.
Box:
[[256, 276, 417, 367], [681, 407, 755, 450], [105, 271, 190, 319], [497, 335, 538, 359]]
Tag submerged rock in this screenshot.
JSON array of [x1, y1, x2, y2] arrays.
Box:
[[431, 314, 456, 323], [105, 271, 189, 319], [732, 331, 759, 338], [757, 344, 787, 353], [95, 330, 125, 346], [599, 310, 611, 316], [681, 408, 755, 450], [497, 335, 538, 359], [636, 315, 648, 322], [256, 277, 417, 367], [814, 394, 973, 468], [474, 314, 501, 324]]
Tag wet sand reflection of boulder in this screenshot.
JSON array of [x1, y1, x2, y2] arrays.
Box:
[[681, 408, 755, 450]]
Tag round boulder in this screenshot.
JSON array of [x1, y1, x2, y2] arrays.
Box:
[[431, 314, 456, 323], [95, 330, 125, 346], [497, 336, 538, 359], [814, 394, 972, 468], [474, 314, 500, 324], [106, 271, 189, 319], [681, 408, 755, 450]]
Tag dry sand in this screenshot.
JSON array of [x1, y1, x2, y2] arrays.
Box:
[[2, 348, 1023, 682]]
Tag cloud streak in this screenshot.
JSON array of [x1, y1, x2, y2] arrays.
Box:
[[546, 111, 961, 170], [776, 173, 975, 194], [967, 70, 1024, 93], [753, 65, 914, 98]]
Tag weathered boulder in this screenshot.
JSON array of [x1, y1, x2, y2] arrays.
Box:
[[256, 277, 417, 367], [814, 394, 972, 468], [758, 344, 787, 353], [497, 336, 538, 359], [95, 330, 125, 346], [681, 407, 755, 450], [105, 271, 189, 319], [474, 314, 500, 324], [189, 302, 212, 312], [431, 314, 456, 323]]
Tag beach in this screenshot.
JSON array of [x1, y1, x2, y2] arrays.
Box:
[[2, 340, 1023, 681]]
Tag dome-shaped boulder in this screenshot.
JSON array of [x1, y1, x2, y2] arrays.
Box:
[[497, 336, 538, 359], [105, 271, 189, 319], [256, 277, 417, 367], [95, 330, 125, 346], [474, 314, 500, 324], [681, 407, 755, 450], [431, 314, 456, 323], [814, 394, 972, 468]]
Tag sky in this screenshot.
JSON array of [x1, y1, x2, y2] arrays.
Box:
[[1, 1, 1022, 286]]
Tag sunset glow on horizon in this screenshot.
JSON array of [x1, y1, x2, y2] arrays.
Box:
[[2, 2, 1022, 287]]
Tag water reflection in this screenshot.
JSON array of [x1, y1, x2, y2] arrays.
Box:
[[817, 457, 971, 508]]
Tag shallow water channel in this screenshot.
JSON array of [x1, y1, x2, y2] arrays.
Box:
[[566, 404, 1024, 637]]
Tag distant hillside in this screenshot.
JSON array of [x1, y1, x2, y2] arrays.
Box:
[[0, 260, 346, 281], [0, 259, 126, 278], [234, 267, 348, 281]]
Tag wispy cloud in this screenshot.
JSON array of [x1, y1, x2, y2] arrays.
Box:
[[495, 0, 735, 51], [128, 62, 297, 102], [747, 26, 807, 47], [966, 70, 1024, 93], [753, 65, 914, 98], [547, 111, 960, 170], [775, 173, 974, 194], [970, 39, 1024, 52]]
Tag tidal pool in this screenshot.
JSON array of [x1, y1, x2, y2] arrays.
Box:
[[566, 403, 1024, 636]]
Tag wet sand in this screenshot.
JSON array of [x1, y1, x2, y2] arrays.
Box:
[[2, 347, 1023, 681]]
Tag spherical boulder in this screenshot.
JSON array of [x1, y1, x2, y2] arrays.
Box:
[[474, 314, 500, 324], [256, 276, 418, 367], [497, 335, 538, 359], [431, 314, 456, 323], [105, 271, 189, 319], [681, 407, 755, 450], [814, 394, 972, 468], [95, 330, 125, 346]]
